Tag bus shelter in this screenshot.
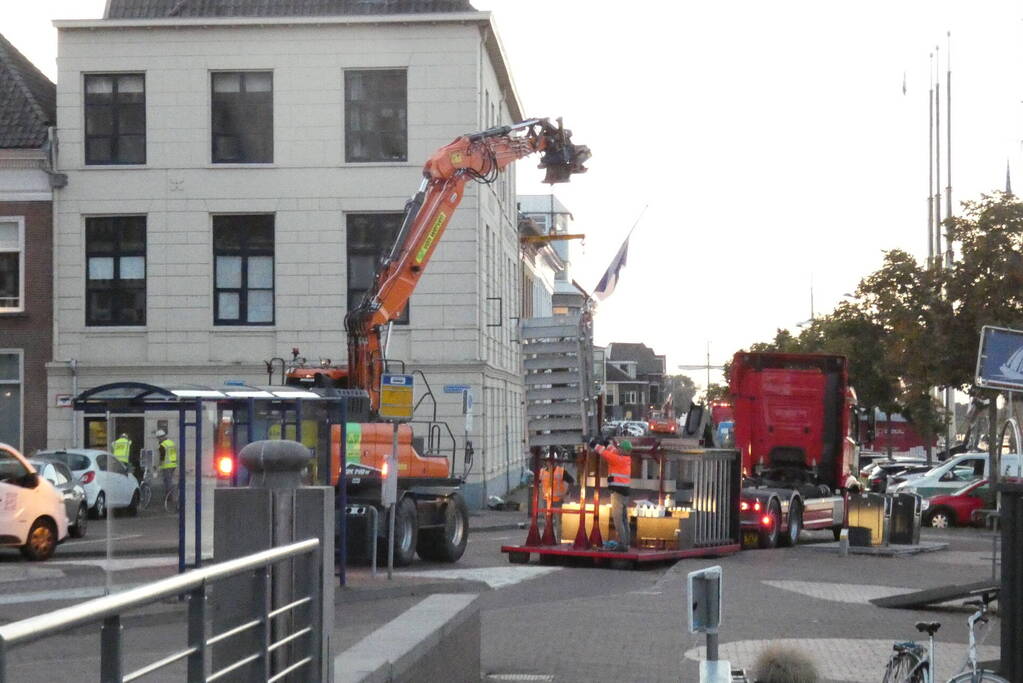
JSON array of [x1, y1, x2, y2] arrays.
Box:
[[73, 382, 352, 577]]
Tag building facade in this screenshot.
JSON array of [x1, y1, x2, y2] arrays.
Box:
[[48, 2, 529, 507], [0, 33, 57, 453], [604, 342, 665, 421]]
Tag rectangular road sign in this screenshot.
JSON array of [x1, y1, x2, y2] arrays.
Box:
[[379, 374, 415, 421], [443, 384, 471, 394], [976, 326, 1023, 392]]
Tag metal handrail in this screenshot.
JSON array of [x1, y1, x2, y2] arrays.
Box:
[[0, 538, 318, 648]]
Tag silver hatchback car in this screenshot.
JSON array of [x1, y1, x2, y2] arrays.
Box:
[[29, 458, 88, 538]]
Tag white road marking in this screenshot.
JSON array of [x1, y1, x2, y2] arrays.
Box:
[[684, 638, 998, 683], [762, 580, 908, 604], [51, 556, 180, 571], [470, 535, 516, 542], [64, 533, 144, 546], [0, 567, 65, 583], [401, 565, 561, 589], [0, 583, 142, 605]]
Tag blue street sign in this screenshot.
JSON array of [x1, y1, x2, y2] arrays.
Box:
[[383, 374, 414, 386], [443, 384, 471, 394], [976, 326, 1023, 391]]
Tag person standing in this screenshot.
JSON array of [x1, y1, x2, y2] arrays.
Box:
[[539, 452, 575, 543], [590, 438, 633, 552], [156, 429, 177, 496], [113, 432, 132, 468]]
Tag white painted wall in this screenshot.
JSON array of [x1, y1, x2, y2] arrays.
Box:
[[48, 16, 531, 505]]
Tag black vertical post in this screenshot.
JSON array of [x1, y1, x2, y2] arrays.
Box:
[[195, 400, 203, 568], [337, 401, 348, 587], [178, 406, 187, 574], [1000, 482, 1023, 681]]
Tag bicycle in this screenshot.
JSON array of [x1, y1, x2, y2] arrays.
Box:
[[163, 477, 179, 513], [137, 464, 155, 510], [881, 592, 1008, 682]]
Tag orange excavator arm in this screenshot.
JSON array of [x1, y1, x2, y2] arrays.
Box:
[[345, 118, 590, 413]]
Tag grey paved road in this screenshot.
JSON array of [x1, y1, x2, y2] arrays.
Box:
[[0, 509, 1005, 682]]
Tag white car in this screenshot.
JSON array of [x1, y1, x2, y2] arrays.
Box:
[[35, 448, 141, 518], [0, 443, 70, 561]]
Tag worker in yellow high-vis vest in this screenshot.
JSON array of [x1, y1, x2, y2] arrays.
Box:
[[156, 429, 177, 495], [112, 433, 132, 467]]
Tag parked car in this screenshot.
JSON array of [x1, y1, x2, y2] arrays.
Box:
[[29, 458, 88, 538], [863, 459, 928, 492], [886, 464, 933, 490], [892, 452, 1021, 499], [33, 448, 141, 518], [921, 479, 994, 528], [0, 443, 70, 561]]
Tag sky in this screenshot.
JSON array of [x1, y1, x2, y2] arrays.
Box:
[[2, 1, 1022, 392]]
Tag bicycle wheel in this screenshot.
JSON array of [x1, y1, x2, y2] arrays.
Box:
[[882, 649, 922, 683], [139, 482, 152, 510], [947, 671, 1010, 682], [164, 489, 179, 513]]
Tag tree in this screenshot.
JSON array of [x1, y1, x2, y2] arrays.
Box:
[[663, 374, 697, 410]]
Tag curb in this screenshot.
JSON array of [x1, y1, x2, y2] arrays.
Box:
[[337, 579, 490, 604]]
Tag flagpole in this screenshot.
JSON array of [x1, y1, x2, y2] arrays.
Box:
[[934, 45, 942, 265], [927, 52, 934, 265], [944, 31, 953, 268], [626, 204, 649, 239]]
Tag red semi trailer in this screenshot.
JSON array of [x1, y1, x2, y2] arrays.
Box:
[[730, 352, 860, 548]]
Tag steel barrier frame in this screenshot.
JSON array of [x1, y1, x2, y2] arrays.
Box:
[[0, 538, 321, 683]]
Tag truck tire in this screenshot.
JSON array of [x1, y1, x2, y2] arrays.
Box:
[[416, 493, 469, 562], [779, 499, 802, 547], [379, 497, 419, 567], [758, 500, 781, 549]]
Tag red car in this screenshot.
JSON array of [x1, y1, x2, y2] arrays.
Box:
[[921, 479, 993, 528]]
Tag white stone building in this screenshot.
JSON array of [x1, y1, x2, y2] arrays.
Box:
[[47, 1, 532, 507]]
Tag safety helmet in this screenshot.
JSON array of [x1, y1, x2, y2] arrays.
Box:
[[619, 440, 633, 452], [155, 429, 167, 438]]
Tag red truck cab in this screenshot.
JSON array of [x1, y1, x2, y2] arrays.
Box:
[[730, 352, 857, 548]]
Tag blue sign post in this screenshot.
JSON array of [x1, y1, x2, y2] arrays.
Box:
[[976, 326, 1023, 392]]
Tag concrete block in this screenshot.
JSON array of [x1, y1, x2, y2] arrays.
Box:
[[334, 594, 480, 683]]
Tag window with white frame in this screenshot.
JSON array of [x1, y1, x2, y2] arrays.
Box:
[[0, 218, 24, 312], [211, 71, 274, 164], [623, 391, 638, 405], [86, 216, 146, 326], [0, 351, 22, 449]]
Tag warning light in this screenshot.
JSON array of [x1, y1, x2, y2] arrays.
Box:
[[215, 455, 234, 478], [753, 501, 762, 513], [381, 461, 389, 478], [760, 514, 773, 527]]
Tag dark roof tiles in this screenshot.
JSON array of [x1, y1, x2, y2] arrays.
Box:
[[607, 342, 665, 376], [0, 33, 56, 149], [106, 0, 477, 18]]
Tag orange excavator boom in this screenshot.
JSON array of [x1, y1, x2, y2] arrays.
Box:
[[344, 118, 590, 413]]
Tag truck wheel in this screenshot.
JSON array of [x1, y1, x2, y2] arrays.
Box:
[[416, 493, 469, 562], [779, 500, 802, 547], [380, 497, 419, 567], [758, 500, 781, 549]]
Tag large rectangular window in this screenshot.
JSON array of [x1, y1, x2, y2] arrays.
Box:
[[84, 73, 146, 165], [0, 351, 22, 450], [345, 70, 407, 163], [212, 71, 273, 163], [346, 213, 408, 324], [86, 216, 146, 326], [213, 215, 274, 325], [0, 218, 24, 312]]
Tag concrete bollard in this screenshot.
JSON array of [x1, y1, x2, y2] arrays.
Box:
[[838, 528, 849, 557], [212, 440, 334, 682]]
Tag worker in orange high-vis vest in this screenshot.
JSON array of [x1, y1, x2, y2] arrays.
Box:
[[590, 438, 633, 552], [539, 454, 575, 543]]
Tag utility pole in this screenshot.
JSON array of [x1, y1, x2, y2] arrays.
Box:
[[927, 52, 934, 265], [944, 32, 955, 452], [679, 343, 726, 401]]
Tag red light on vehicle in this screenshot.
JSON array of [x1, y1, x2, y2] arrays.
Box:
[[215, 455, 234, 478], [753, 501, 762, 513], [381, 461, 389, 478], [761, 514, 773, 527], [81, 471, 95, 484], [740, 501, 750, 512]]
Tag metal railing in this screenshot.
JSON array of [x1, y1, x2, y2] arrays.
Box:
[[0, 538, 321, 683]]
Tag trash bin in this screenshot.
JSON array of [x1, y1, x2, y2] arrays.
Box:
[[847, 492, 888, 546], [888, 492, 921, 545]]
